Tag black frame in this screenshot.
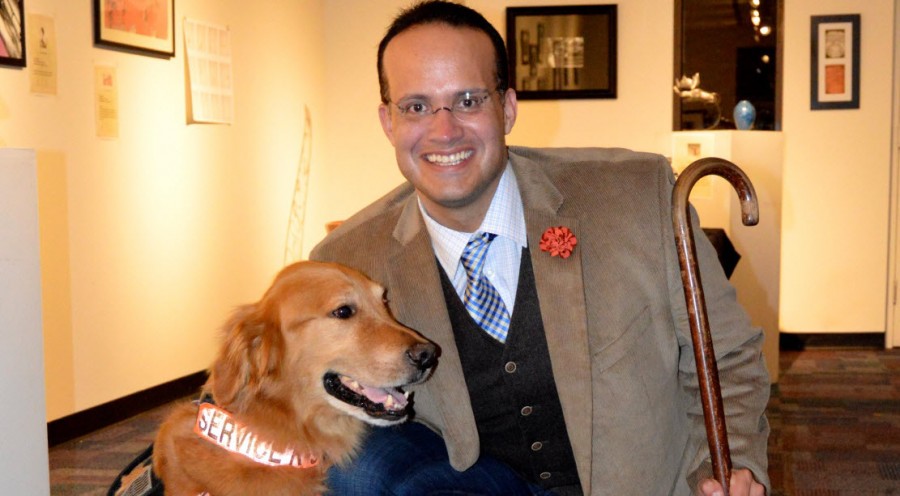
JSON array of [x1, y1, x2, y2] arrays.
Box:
[[507, 5, 617, 100], [0, 0, 25, 67], [810, 14, 860, 110], [93, 0, 175, 58]]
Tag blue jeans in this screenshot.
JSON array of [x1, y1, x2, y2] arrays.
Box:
[[326, 422, 553, 495]]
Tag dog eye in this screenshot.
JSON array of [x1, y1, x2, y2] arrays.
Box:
[[331, 305, 355, 319]]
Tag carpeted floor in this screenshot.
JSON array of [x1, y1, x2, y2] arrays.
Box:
[[766, 340, 900, 495], [48, 340, 900, 495]]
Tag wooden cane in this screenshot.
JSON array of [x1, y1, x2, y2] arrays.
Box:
[[672, 157, 758, 496]]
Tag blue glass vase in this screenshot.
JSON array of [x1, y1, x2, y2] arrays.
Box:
[[733, 100, 756, 130]]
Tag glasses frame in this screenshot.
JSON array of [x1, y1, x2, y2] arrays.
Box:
[[389, 88, 504, 122]]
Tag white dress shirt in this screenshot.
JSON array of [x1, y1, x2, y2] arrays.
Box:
[[419, 163, 528, 313]]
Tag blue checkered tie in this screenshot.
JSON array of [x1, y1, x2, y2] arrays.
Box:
[[460, 233, 511, 343]]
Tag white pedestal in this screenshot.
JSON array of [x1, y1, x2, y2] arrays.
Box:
[[0, 148, 50, 494], [672, 131, 784, 382]]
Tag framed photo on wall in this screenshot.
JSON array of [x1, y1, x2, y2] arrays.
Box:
[[506, 5, 617, 100], [810, 14, 860, 110], [0, 0, 26, 67], [93, 0, 175, 57]]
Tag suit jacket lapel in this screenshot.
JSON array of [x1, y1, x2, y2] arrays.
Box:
[[513, 156, 593, 493], [385, 198, 480, 458]]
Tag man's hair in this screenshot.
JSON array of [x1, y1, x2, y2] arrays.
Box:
[[377, 0, 510, 104]]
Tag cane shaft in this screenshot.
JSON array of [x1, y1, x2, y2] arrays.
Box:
[[672, 158, 758, 495]]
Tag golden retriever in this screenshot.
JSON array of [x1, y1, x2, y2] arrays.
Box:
[[151, 261, 438, 495]]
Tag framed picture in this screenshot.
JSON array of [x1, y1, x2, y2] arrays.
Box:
[[506, 5, 616, 100], [810, 14, 860, 110], [93, 0, 175, 57], [0, 0, 25, 67]]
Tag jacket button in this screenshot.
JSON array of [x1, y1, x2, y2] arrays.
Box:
[[539, 472, 551, 480], [531, 441, 543, 451], [504, 361, 517, 373], [520, 406, 533, 416]]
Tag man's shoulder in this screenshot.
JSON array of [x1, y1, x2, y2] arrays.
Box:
[[309, 181, 414, 264], [509, 145, 667, 170], [508, 145, 673, 189]]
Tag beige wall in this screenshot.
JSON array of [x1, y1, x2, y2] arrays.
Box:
[[780, 0, 895, 333], [0, 0, 326, 421], [305, 0, 675, 247], [0, 0, 894, 421]]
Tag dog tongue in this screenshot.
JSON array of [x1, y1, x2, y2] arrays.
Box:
[[360, 385, 408, 409], [340, 376, 408, 409]]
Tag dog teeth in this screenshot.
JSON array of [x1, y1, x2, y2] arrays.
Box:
[[403, 390, 410, 399], [385, 395, 395, 408]]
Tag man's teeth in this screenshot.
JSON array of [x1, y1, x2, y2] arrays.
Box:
[[426, 150, 472, 165]]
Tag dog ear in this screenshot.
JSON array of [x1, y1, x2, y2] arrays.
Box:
[[208, 304, 284, 407]]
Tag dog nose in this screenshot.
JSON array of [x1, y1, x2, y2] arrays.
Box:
[[407, 342, 437, 371]]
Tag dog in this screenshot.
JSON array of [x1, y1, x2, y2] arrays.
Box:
[[152, 261, 438, 495]]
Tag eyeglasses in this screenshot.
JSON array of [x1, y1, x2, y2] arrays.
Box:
[[390, 89, 501, 122]]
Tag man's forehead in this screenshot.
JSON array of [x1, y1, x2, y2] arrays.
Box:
[[381, 25, 497, 98], [383, 23, 494, 60]]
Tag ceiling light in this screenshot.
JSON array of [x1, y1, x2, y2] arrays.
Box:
[[760, 25, 771, 36]]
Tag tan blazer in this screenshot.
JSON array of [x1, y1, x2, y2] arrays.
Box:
[[310, 146, 770, 495]]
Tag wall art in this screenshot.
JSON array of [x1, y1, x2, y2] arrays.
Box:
[[811, 14, 860, 110], [507, 5, 617, 100], [94, 0, 175, 57], [0, 0, 25, 67]]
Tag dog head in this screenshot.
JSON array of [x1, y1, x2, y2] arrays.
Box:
[[207, 261, 438, 427]]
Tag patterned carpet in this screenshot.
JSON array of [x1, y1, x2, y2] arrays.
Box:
[[767, 341, 900, 495], [48, 340, 900, 495]]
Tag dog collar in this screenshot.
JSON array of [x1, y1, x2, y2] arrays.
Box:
[[193, 402, 320, 469]]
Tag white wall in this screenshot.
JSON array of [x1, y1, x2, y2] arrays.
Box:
[[779, 0, 895, 333], [3, 0, 895, 423], [304, 0, 675, 246], [0, 0, 326, 421]]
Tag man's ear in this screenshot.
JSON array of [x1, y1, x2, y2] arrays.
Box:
[[502, 88, 518, 135], [378, 104, 396, 145]]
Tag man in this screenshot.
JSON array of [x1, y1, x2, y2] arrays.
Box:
[[311, 1, 770, 495]]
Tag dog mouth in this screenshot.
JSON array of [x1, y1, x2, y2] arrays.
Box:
[[322, 372, 411, 421]]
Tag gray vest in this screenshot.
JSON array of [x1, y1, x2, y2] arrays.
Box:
[[438, 248, 581, 494]]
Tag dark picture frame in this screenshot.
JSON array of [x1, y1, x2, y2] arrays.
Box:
[[506, 5, 617, 100], [0, 0, 25, 67], [93, 0, 175, 58], [810, 14, 860, 110]]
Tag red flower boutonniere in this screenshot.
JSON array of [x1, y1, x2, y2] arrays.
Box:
[[539, 226, 577, 259]]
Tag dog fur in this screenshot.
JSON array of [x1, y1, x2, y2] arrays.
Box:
[[152, 261, 438, 495]]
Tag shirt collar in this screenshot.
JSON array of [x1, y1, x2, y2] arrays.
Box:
[[419, 163, 527, 276]]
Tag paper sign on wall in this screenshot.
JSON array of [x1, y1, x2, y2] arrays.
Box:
[[184, 19, 234, 124], [27, 14, 57, 95], [94, 64, 119, 139]]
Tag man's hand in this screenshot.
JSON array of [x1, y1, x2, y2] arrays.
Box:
[[699, 468, 766, 496]]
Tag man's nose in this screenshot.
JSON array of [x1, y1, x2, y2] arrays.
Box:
[[427, 106, 464, 140]]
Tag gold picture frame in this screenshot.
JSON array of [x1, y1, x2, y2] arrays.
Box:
[[94, 0, 175, 58]]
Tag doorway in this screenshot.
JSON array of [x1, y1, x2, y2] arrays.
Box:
[[887, 0, 900, 348]]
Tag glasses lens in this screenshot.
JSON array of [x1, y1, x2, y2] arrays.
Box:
[[395, 90, 496, 122]]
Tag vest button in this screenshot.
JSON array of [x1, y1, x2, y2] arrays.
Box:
[[539, 471, 552, 480], [531, 441, 543, 451], [504, 361, 517, 373], [520, 406, 533, 416]]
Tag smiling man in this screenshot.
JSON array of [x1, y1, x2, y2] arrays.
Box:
[[310, 1, 770, 495]]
